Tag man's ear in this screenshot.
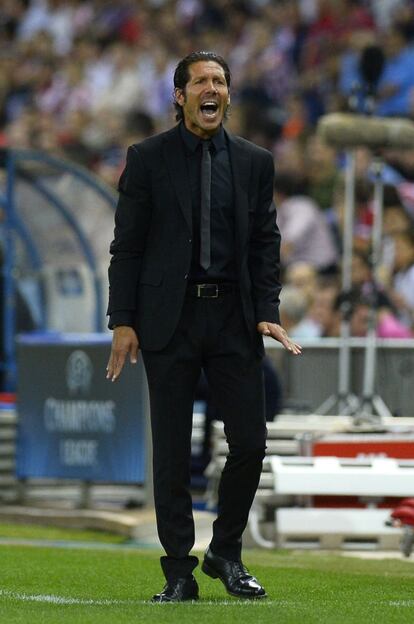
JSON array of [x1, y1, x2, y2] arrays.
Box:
[[175, 87, 185, 106]]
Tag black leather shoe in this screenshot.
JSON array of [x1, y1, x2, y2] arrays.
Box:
[[202, 548, 267, 599], [151, 575, 199, 603]]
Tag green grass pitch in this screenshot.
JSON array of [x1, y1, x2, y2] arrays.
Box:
[[1, 542, 414, 623]]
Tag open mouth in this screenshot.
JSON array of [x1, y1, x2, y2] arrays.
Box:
[[200, 101, 219, 119]]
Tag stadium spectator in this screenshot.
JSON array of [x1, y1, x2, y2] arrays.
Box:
[[381, 184, 414, 279], [305, 134, 340, 211], [274, 170, 338, 272], [284, 261, 318, 306], [279, 284, 320, 338], [302, 279, 341, 338], [376, 23, 414, 117], [348, 251, 413, 338], [338, 20, 414, 117], [389, 229, 414, 328], [335, 286, 413, 339]]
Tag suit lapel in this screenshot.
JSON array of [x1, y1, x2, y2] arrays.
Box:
[[227, 132, 251, 254], [163, 126, 192, 233]]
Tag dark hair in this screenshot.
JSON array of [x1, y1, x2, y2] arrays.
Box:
[[173, 51, 231, 121], [335, 285, 392, 314]]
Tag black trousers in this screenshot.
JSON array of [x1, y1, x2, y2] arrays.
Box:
[[142, 290, 267, 581]]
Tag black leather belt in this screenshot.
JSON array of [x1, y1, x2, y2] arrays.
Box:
[[186, 283, 237, 298]]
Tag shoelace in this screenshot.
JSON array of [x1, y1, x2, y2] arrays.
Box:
[[232, 562, 252, 580]]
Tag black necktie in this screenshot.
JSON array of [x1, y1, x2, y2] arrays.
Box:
[[200, 140, 212, 271]]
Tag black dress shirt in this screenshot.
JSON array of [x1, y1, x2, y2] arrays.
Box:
[[179, 122, 237, 283]]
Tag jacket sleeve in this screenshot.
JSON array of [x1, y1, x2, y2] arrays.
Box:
[[248, 151, 282, 325], [107, 145, 152, 328]]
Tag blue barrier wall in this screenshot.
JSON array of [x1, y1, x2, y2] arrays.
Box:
[[16, 334, 147, 483]]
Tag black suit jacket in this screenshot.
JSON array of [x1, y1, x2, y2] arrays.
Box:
[[107, 124, 282, 352]]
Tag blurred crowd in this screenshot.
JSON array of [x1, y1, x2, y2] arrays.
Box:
[[2, 0, 414, 339]]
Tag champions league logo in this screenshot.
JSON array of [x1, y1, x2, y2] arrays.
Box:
[[66, 350, 93, 396]]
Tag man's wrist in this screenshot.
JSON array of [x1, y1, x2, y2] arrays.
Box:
[[108, 311, 135, 330]]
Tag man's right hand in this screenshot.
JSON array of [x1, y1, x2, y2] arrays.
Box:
[[106, 326, 139, 382]]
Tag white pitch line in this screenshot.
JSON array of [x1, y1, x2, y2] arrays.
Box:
[[0, 590, 277, 606], [0, 590, 133, 606], [1, 591, 413, 608]]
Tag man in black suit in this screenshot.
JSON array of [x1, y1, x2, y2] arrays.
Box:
[[106, 51, 301, 602]]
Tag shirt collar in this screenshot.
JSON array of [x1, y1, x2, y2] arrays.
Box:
[[179, 122, 226, 153]]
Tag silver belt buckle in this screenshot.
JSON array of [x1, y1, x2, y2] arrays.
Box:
[[197, 284, 219, 298]]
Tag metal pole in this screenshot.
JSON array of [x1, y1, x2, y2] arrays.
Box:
[[357, 157, 392, 423], [316, 150, 358, 415], [342, 151, 356, 293], [338, 150, 356, 411], [361, 159, 383, 403]]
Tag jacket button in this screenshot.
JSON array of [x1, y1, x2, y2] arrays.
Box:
[[189, 238, 192, 243], [184, 274, 188, 280]]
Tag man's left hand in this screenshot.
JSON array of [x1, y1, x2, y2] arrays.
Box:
[[257, 322, 302, 355]]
